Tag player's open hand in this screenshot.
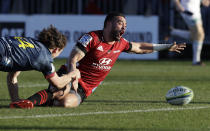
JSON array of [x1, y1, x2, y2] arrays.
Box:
[[70, 69, 81, 79], [75, 69, 81, 79], [169, 42, 186, 53]]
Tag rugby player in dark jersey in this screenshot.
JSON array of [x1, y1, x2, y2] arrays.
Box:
[[11, 13, 186, 109], [0, 25, 80, 108]]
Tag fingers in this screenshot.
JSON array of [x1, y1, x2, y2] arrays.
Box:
[[177, 45, 185, 50], [178, 43, 186, 48], [175, 47, 184, 53], [176, 44, 186, 53], [72, 79, 78, 92], [175, 50, 181, 53], [175, 46, 185, 53], [169, 42, 186, 53], [71, 69, 81, 79]]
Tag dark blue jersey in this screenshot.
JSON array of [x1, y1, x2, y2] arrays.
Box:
[[0, 36, 55, 78]]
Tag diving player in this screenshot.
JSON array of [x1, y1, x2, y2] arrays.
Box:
[[11, 13, 186, 109], [0, 25, 79, 108]]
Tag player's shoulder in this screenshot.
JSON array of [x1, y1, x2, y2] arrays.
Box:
[[120, 37, 129, 43], [79, 30, 102, 44], [3, 36, 38, 46], [88, 30, 103, 40], [89, 30, 102, 35]]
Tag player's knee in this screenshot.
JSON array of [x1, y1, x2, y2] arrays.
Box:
[[191, 31, 204, 42], [197, 30, 205, 42], [63, 94, 80, 108], [191, 25, 205, 42]]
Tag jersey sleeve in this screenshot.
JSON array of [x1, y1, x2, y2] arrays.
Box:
[[122, 38, 132, 52], [42, 63, 56, 79], [76, 33, 94, 53]]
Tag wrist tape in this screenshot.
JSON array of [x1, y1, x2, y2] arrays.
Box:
[[153, 44, 173, 51]]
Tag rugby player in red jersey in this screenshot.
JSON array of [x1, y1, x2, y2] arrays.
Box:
[[12, 13, 186, 108]]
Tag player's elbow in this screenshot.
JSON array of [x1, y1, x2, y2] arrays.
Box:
[[48, 78, 66, 89]]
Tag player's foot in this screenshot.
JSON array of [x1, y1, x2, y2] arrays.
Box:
[[10, 100, 34, 109], [192, 62, 206, 66]]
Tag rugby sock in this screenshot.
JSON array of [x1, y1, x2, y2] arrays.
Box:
[[192, 40, 203, 64], [27, 89, 53, 106], [171, 29, 190, 40]]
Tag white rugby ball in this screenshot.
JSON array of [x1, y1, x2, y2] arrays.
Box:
[[166, 86, 194, 105]]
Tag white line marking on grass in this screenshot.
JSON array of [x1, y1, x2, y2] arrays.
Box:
[[0, 106, 209, 119]]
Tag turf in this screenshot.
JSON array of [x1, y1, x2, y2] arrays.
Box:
[[0, 59, 210, 131]]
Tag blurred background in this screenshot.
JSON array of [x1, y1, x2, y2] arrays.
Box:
[[0, 0, 210, 60]]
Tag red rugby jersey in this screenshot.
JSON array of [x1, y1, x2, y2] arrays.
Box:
[[76, 30, 131, 97]]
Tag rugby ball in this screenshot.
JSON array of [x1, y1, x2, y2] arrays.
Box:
[[166, 86, 194, 105]]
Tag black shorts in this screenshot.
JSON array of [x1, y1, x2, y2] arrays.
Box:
[[49, 64, 86, 103], [48, 83, 86, 102]]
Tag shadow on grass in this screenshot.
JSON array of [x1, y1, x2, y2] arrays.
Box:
[[0, 126, 174, 131], [86, 99, 166, 104], [191, 101, 210, 104], [0, 99, 10, 108], [85, 100, 210, 105], [0, 99, 10, 102], [0, 105, 9, 108], [0, 126, 138, 131], [0, 100, 209, 109]]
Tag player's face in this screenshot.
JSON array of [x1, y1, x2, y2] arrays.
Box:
[[110, 16, 127, 41]]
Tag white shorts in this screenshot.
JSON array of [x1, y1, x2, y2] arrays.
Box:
[[180, 12, 202, 27]]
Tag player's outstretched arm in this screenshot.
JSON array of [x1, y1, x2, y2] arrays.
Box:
[[129, 42, 186, 54], [67, 46, 84, 91]]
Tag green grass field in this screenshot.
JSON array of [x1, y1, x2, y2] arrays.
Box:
[[1, 59, 210, 131]]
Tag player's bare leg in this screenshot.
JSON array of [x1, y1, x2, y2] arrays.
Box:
[[7, 71, 21, 102], [53, 84, 81, 108], [190, 22, 205, 65]]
